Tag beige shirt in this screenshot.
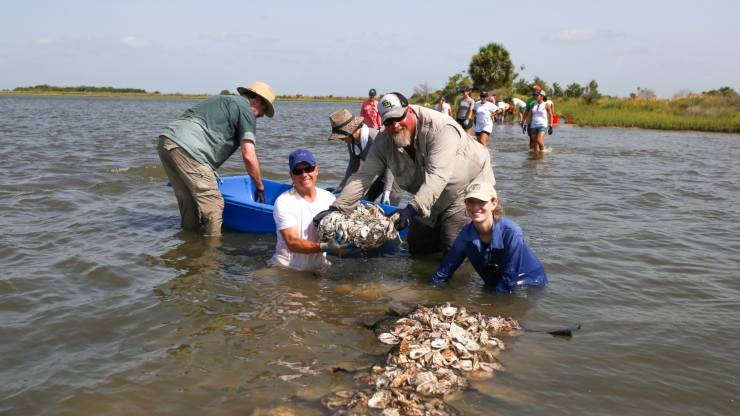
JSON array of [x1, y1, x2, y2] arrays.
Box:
[[334, 105, 495, 226]]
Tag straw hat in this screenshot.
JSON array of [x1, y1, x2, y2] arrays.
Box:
[[237, 81, 276, 117], [328, 109, 364, 141]]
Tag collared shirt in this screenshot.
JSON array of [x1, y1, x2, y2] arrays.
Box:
[[360, 99, 381, 129], [430, 216, 548, 293], [160, 95, 256, 170], [334, 105, 495, 226]]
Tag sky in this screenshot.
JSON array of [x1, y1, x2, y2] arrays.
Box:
[[2, 0, 739, 98]]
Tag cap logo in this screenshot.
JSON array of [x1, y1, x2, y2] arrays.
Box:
[[381, 99, 393, 109]]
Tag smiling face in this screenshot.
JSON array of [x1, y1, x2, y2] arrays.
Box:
[[465, 197, 497, 223], [290, 162, 318, 195], [385, 108, 415, 148]]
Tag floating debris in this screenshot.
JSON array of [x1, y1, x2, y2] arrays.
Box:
[[322, 303, 521, 415], [317, 204, 399, 250]]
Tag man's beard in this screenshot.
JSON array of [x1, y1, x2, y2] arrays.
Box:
[[391, 128, 411, 147]]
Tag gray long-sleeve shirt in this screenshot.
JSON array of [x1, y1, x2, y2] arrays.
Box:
[[334, 105, 495, 226]]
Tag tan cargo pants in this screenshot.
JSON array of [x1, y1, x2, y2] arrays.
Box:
[[157, 136, 224, 236]]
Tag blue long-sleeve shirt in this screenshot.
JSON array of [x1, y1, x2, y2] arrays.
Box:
[[430, 216, 547, 293]]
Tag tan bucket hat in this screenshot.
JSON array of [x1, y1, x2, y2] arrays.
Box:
[[237, 81, 275, 117], [328, 109, 364, 140]]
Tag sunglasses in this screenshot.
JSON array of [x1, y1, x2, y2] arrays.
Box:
[[382, 110, 407, 126], [291, 165, 316, 176]]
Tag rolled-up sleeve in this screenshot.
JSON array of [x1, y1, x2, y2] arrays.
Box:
[[412, 125, 460, 217], [429, 232, 467, 284]]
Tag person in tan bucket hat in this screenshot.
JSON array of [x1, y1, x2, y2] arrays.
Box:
[[157, 81, 276, 237], [326, 109, 400, 205]]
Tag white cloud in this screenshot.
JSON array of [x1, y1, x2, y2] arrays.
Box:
[[549, 28, 624, 42], [33, 38, 54, 46], [121, 36, 150, 48]]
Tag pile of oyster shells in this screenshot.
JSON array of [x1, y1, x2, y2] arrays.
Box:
[[317, 203, 399, 250], [321, 303, 521, 415]]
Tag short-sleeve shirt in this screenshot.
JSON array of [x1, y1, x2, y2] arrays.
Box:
[[512, 98, 527, 109], [474, 101, 498, 133], [456, 96, 475, 119], [434, 102, 452, 115], [160, 95, 256, 170], [360, 99, 381, 129], [269, 188, 336, 272]]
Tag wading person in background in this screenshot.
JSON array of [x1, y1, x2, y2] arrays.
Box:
[[455, 87, 475, 134], [520, 84, 542, 132], [473, 91, 500, 146], [314, 92, 496, 255], [429, 181, 548, 293], [157, 81, 275, 237], [523, 90, 553, 152], [268, 149, 353, 272], [434, 95, 452, 117], [508, 96, 527, 124], [326, 109, 401, 205], [360, 88, 382, 129]]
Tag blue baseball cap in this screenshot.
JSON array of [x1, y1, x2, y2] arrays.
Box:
[[288, 148, 316, 170]]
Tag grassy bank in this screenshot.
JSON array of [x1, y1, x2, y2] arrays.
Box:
[[557, 94, 740, 133]]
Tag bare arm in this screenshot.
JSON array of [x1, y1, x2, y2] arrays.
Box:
[[279, 227, 322, 254], [547, 103, 554, 126], [240, 140, 264, 191]]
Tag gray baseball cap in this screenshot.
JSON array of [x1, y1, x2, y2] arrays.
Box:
[[378, 92, 408, 124]]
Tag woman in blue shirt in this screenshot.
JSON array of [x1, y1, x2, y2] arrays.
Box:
[[429, 182, 547, 293]]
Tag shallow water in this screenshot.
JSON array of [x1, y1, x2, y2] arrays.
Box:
[[1, 96, 739, 415]]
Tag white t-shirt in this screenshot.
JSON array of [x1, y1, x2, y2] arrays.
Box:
[[434, 102, 452, 116], [512, 98, 527, 110], [474, 101, 498, 133], [497, 101, 508, 111], [269, 188, 336, 272]]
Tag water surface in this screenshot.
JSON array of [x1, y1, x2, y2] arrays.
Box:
[[1, 96, 738, 415]]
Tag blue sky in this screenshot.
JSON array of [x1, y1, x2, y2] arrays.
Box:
[[2, 0, 738, 98]]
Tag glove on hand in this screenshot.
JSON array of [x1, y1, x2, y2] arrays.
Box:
[[254, 189, 266, 204], [548, 126, 553, 135], [390, 204, 417, 231], [522, 124, 528, 135], [380, 190, 391, 205], [320, 238, 356, 256], [313, 206, 338, 227]]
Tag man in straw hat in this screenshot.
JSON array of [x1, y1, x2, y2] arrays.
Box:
[[326, 109, 400, 205], [157, 81, 275, 237], [315, 92, 496, 255]]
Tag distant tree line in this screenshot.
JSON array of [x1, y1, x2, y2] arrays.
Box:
[[14, 84, 149, 94], [411, 42, 737, 108]]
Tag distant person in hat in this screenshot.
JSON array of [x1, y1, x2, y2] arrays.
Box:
[[429, 181, 547, 293], [314, 92, 496, 255], [523, 89, 554, 152], [268, 149, 353, 272], [360, 88, 382, 129], [455, 87, 475, 134], [434, 95, 452, 117], [327, 109, 401, 205], [520, 84, 543, 132], [157, 81, 275, 237], [473, 91, 501, 146]]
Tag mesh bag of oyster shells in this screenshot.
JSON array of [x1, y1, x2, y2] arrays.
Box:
[[317, 203, 400, 250]]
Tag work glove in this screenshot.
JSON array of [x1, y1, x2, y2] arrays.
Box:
[[522, 124, 528, 135], [389, 204, 417, 231], [380, 190, 391, 205], [254, 188, 266, 203], [313, 206, 338, 227], [320, 238, 356, 256], [548, 126, 553, 135]]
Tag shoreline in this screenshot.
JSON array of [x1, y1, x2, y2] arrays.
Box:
[[0, 90, 363, 103], [3, 91, 738, 133]]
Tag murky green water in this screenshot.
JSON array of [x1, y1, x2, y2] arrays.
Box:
[[1, 96, 739, 415]]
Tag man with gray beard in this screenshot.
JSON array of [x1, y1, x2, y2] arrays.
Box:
[[314, 92, 496, 254]]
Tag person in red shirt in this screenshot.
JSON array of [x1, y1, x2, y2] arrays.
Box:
[[359, 88, 381, 129]]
